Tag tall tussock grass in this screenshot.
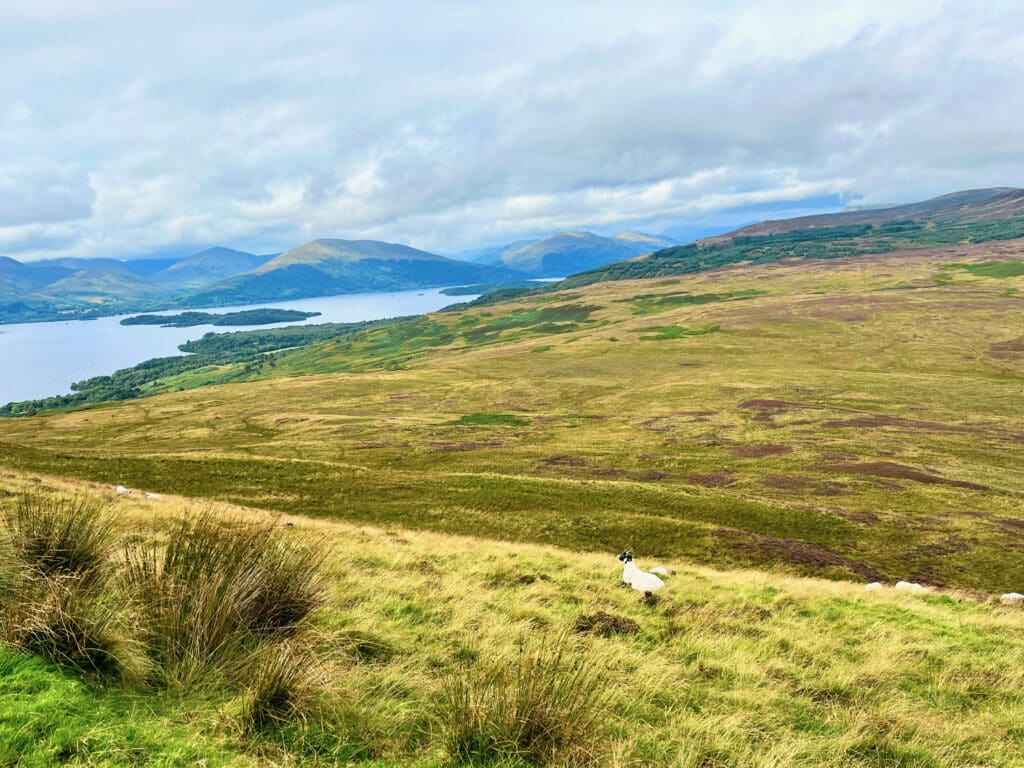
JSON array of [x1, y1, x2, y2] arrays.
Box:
[[5, 576, 146, 681], [0, 494, 143, 680], [122, 511, 325, 687], [237, 639, 325, 734], [437, 632, 613, 767], [2, 494, 113, 588]]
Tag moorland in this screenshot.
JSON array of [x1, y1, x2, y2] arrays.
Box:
[[2, 189, 1024, 766]]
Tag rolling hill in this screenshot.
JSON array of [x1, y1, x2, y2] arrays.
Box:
[[184, 238, 522, 305], [35, 266, 170, 304], [469, 230, 676, 276]]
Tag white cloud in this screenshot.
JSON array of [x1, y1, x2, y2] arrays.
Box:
[[1, 0, 1022, 260]]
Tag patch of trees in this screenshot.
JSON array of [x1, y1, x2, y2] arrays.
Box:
[[120, 309, 320, 327]]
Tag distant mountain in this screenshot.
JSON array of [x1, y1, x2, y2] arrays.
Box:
[[467, 231, 677, 277], [153, 247, 271, 289], [184, 239, 521, 306], [30, 256, 185, 278], [458, 239, 537, 267], [718, 187, 1024, 240]]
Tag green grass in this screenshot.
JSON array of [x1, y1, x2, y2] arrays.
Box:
[[944, 259, 1024, 278], [636, 324, 720, 340], [0, 650, 248, 767], [621, 288, 769, 315], [452, 413, 532, 426]]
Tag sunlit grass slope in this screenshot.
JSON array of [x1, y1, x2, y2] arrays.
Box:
[[1, 240, 1022, 591], [1, 473, 1023, 767]]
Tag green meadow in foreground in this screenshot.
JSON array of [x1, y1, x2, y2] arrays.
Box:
[[1, 238, 1022, 593], [0, 477, 1023, 767]]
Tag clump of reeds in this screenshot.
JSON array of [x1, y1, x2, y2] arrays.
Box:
[[5, 576, 146, 681], [436, 632, 612, 766], [2, 494, 113, 588], [237, 639, 324, 734], [122, 510, 325, 687], [0, 494, 143, 680]]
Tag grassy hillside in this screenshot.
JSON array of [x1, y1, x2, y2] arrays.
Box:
[[2, 239, 1022, 593], [0, 474, 1022, 767]]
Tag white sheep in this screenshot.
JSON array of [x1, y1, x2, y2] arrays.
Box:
[[894, 581, 929, 594], [864, 582, 884, 591], [144, 492, 162, 500], [115, 485, 130, 494], [617, 552, 666, 594], [650, 565, 676, 577], [999, 592, 1024, 604]]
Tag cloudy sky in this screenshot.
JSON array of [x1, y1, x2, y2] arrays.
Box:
[[2, 0, 1023, 261]]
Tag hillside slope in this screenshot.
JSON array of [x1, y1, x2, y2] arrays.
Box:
[[1, 470, 1023, 767], [185, 239, 521, 304], [3, 238, 1023, 592]]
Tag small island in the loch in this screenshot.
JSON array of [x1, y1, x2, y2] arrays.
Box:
[[120, 308, 321, 328]]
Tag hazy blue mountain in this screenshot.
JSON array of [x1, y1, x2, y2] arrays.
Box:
[[152, 247, 271, 289], [458, 239, 537, 267], [469, 230, 677, 277], [0, 257, 75, 294], [30, 257, 184, 278]]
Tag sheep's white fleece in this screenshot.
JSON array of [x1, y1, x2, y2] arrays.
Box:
[[622, 561, 665, 593]]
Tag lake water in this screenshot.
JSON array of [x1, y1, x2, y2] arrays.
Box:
[[0, 287, 479, 405]]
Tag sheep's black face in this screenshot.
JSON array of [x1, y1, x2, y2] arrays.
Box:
[[617, 551, 633, 563]]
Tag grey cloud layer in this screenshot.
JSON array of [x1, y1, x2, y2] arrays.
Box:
[[1, 0, 1022, 260]]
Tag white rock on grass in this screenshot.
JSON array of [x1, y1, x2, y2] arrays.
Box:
[[115, 485, 130, 494], [999, 592, 1024, 604]]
